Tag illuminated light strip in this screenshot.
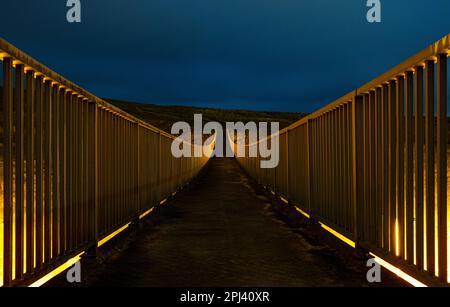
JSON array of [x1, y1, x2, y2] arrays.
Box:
[[294, 206, 310, 219], [139, 207, 155, 220], [159, 198, 168, 205], [27, 206, 160, 287], [28, 253, 84, 287], [97, 223, 131, 248], [319, 222, 356, 248], [369, 253, 427, 287], [280, 196, 289, 204], [290, 206, 431, 287]]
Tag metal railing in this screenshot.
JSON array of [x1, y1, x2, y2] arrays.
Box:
[[0, 38, 210, 286], [235, 34, 449, 285]]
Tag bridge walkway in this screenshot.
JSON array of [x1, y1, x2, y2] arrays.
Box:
[[60, 158, 404, 287]]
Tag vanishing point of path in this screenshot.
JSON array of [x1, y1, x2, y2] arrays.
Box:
[[62, 158, 404, 287]]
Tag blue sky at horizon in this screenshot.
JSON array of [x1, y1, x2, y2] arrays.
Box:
[[0, 0, 449, 112]]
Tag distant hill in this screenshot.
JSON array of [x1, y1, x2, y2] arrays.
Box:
[[105, 98, 307, 133]]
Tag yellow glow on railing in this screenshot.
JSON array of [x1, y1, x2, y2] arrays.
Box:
[[28, 253, 84, 288], [159, 198, 168, 205], [294, 206, 310, 219], [290, 206, 438, 287], [139, 207, 155, 220], [97, 223, 130, 248], [0, 220, 3, 287], [369, 253, 427, 287], [395, 219, 400, 257], [27, 205, 158, 287], [319, 222, 356, 248], [280, 196, 289, 204]]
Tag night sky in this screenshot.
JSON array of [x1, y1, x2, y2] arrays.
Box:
[[0, 0, 449, 112]]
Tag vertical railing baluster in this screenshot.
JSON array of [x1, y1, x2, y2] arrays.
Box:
[[81, 98, 86, 243], [369, 91, 376, 244], [107, 111, 112, 231], [15, 64, 25, 280], [35, 75, 44, 268], [388, 80, 397, 254], [375, 87, 383, 247], [59, 88, 67, 256], [136, 124, 140, 215], [338, 107, 344, 228], [285, 130, 289, 202], [159, 132, 162, 202], [436, 53, 447, 282], [351, 94, 363, 245], [43, 80, 52, 263], [425, 60, 435, 275], [346, 104, 352, 232], [381, 84, 389, 250], [363, 93, 369, 242], [84, 99, 89, 244], [396, 75, 405, 259], [405, 70, 414, 264], [3, 57, 13, 286], [25, 69, 35, 274], [73, 95, 79, 246], [89, 101, 98, 253], [66, 92, 73, 251], [306, 120, 313, 217], [51, 83, 60, 259], [414, 64, 424, 271]]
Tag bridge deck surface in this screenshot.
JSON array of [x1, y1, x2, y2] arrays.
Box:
[[58, 158, 404, 287]]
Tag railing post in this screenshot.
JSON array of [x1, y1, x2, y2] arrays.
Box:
[[285, 130, 290, 202], [388, 79, 397, 255], [425, 59, 436, 275], [86, 100, 98, 257], [51, 83, 60, 260], [306, 120, 313, 217], [405, 71, 414, 264], [59, 87, 67, 256], [159, 132, 162, 201], [43, 80, 52, 263], [35, 76, 45, 266], [15, 64, 25, 280], [25, 69, 36, 273], [436, 53, 447, 282], [3, 57, 13, 286], [94, 102, 99, 251], [381, 84, 389, 252], [351, 92, 364, 247], [414, 65, 424, 271], [396, 75, 406, 259], [136, 123, 141, 216]]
